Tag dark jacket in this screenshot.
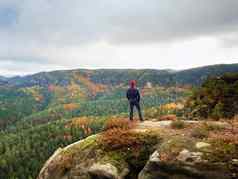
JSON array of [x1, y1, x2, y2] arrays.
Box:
[[126, 88, 140, 104]]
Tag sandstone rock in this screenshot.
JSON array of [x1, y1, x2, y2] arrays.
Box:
[[88, 163, 129, 179], [37, 147, 67, 179], [176, 149, 203, 163], [139, 149, 202, 179], [232, 159, 238, 165], [149, 151, 160, 162], [139, 149, 231, 179], [38, 130, 158, 179], [138, 133, 233, 179], [38, 125, 235, 179], [195, 142, 211, 149], [88, 163, 118, 179], [151, 118, 158, 122]]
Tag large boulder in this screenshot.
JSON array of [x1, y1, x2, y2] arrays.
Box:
[[139, 136, 233, 179], [38, 129, 159, 179], [139, 156, 231, 179], [37, 134, 130, 179]]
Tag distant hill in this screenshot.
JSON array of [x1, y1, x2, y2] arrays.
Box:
[[0, 75, 6, 80], [0, 76, 8, 85], [3, 63, 238, 88], [174, 63, 238, 85]]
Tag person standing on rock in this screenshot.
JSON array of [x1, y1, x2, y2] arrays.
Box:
[[126, 80, 143, 121]]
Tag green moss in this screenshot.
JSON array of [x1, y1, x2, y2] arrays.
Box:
[[203, 139, 238, 163], [100, 151, 128, 172], [98, 130, 160, 178], [170, 120, 186, 129], [202, 122, 225, 132], [72, 134, 98, 150], [57, 134, 99, 167], [201, 139, 238, 176], [46, 130, 161, 179], [161, 136, 195, 151], [76, 135, 98, 150], [123, 131, 160, 178], [190, 127, 209, 139], [159, 136, 196, 160]]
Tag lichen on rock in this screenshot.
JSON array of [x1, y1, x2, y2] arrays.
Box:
[[139, 135, 234, 179], [37, 129, 160, 179]]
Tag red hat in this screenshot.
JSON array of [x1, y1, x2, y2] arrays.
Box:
[[129, 80, 136, 88]]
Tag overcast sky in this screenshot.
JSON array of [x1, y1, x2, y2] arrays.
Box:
[[0, 0, 238, 76]]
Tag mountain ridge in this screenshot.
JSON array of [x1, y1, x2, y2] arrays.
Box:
[[1, 63, 237, 79], [2, 63, 238, 88]]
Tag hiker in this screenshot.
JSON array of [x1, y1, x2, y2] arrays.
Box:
[[126, 80, 143, 121]]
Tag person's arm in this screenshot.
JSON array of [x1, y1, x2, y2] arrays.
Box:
[[126, 90, 130, 100], [137, 89, 141, 102]]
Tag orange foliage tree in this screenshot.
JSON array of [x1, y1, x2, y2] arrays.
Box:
[[66, 117, 92, 136], [63, 103, 79, 111]]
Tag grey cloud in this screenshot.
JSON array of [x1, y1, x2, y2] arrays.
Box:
[[0, 0, 238, 71], [1, 0, 238, 45], [223, 38, 238, 48], [220, 32, 238, 48], [0, 57, 50, 64], [106, 0, 238, 44]]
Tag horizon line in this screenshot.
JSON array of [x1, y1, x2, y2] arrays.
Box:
[[1, 62, 238, 78]]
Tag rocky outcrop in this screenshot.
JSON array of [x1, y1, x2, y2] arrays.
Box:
[[38, 129, 159, 179], [139, 136, 233, 179], [38, 134, 131, 179], [139, 154, 231, 179], [38, 121, 237, 179]]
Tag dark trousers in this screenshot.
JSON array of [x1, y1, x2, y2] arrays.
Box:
[[129, 102, 143, 121]]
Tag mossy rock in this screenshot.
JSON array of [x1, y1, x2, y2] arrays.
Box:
[[139, 160, 231, 179], [38, 128, 237, 179], [38, 130, 161, 179], [139, 135, 235, 179]]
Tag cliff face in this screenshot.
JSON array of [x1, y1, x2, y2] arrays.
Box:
[[38, 121, 238, 179]]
